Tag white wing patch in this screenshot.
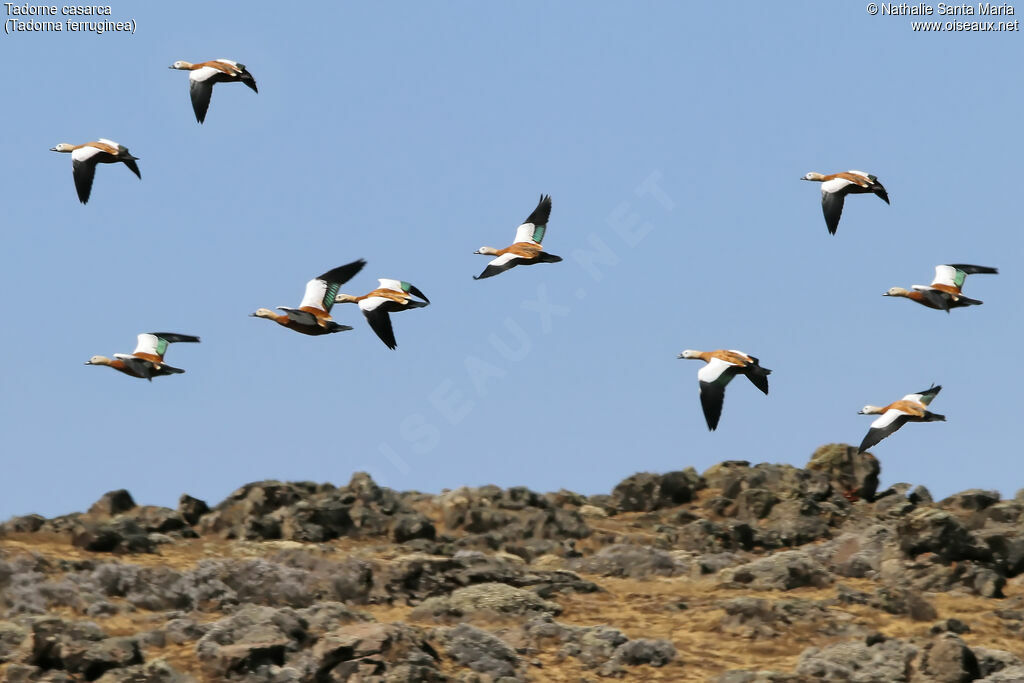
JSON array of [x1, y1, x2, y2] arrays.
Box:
[[359, 296, 392, 312], [821, 178, 854, 194], [931, 265, 959, 288], [848, 170, 870, 178], [298, 278, 329, 312], [698, 357, 735, 384], [514, 222, 540, 245], [376, 278, 404, 292], [215, 59, 240, 67], [488, 253, 520, 268], [190, 66, 221, 83], [132, 333, 162, 357], [900, 389, 938, 406], [72, 146, 105, 162], [871, 409, 905, 430]]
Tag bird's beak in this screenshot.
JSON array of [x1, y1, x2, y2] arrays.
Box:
[[49, 147, 59, 152], [248, 312, 257, 317], [84, 361, 93, 365], [676, 353, 685, 359], [882, 292, 890, 296], [473, 250, 481, 254]]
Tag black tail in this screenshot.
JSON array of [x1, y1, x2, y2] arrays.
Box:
[[123, 158, 142, 180], [949, 295, 983, 308], [744, 364, 771, 395], [241, 72, 258, 93]]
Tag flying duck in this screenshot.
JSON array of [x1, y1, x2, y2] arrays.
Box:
[[884, 264, 998, 312], [858, 385, 945, 453], [86, 332, 199, 381], [50, 140, 140, 204], [801, 171, 889, 235], [474, 194, 562, 279], [335, 279, 430, 349], [251, 260, 366, 335], [677, 349, 771, 431], [169, 59, 258, 123]]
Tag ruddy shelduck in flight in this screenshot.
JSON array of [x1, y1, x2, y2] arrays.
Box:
[[251, 260, 366, 336], [335, 279, 430, 349], [50, 139, 141, 204], [169, 59, 258, 123], [677, 349, 771, 431], [474, 194, 562, 279], [884, 264, 998, 312], [86, 332, 199, 381], [801, 170, 889, 235], [858, 385, 945, 453]]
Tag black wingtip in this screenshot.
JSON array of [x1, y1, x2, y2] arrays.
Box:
[[524, 194, 553, 227], [948, 264, 999, 275], [318, 259, 367, 284], [150, 333, 201, 344]]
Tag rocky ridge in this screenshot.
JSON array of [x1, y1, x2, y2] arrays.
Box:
[[1, 444, 1023, 681]]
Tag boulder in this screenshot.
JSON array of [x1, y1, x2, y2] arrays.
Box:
[[720, 551, 833, 590], [796, 636, 917, 681], [411, 582, 562, 620], [88, 490, 136, 516], [918, 634, 980, 683], [176, 495, 210, 526], [896, 508, 991, 563], [439, 623, 520, 678], [312, 622, 441, 681], [806, 443, 879, 501], [611, 638, 676, 667], [610, 469, 703, 512], [568, 544, 689, 578], [195, 606, 307, 678]]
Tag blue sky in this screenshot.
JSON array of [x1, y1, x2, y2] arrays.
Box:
[[1, 3, 1021, 519]]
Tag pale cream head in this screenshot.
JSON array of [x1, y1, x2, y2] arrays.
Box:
[[884, 287, 910, 297], [169, 60, 194, 70], [50, 143, 75, 153], [85, 355, 112, 366], [801, 172, 826, 181], [858, 405, 884, 415], [250, 308, 277, 319], [474, 246, 499, 255], [334, 293, 359, 304], [677, 349, 701, 360]]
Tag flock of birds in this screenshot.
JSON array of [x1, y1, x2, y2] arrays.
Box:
[[54, 59, 998, 457], [680, 171, 997, 454]]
